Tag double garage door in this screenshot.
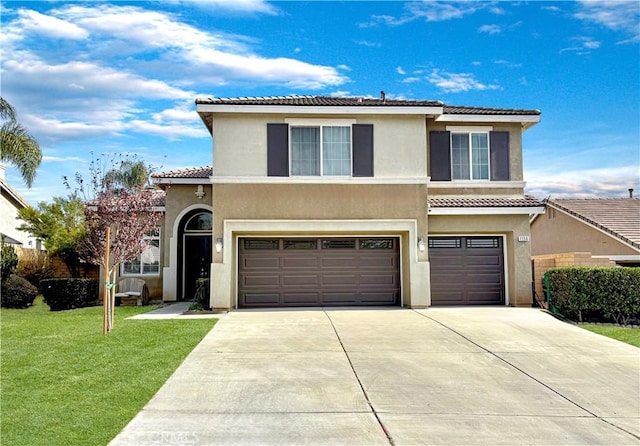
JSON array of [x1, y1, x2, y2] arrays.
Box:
[[429, 236, 505, 306], [238, 237, 400, 308]]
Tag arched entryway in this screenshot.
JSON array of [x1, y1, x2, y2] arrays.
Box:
[[178, 210, 212, 300]]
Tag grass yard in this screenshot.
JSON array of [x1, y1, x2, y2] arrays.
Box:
[[580, 324, 640, 347], [1, 297, 217, 446]]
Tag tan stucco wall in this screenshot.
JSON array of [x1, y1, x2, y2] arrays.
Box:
[[212, 114, 428, 178], [530, 208, 639, 256], [428, 214, 534, 307], [426, 119, 525, 182], [211, 183, 430, 309]]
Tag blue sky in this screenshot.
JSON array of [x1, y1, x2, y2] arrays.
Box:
[[1, 0, 639, 204]]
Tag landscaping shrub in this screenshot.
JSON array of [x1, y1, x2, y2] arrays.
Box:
[[1, 243, 19, 281], [1, 274, 38, 308], [41, 278, 99, 311], [191, 278, 211, 310], [545, 267, 640, 325], [15, 250, 54, 291]]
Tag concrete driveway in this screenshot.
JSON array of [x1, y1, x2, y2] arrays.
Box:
[[110, 307, 640, 446]]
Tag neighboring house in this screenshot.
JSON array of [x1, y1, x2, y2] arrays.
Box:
[[531, 197, 640, 266], [178, 95, 545, 310], [0, 164, 42, 249]]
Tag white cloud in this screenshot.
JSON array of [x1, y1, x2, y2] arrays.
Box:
[[427, 69, 500, 93], [575, 1, 640, 43], [525, 166, 640, 199], [396, 66, 406, 75], [354, 39, 381, 47], [365, 1, 492, 26], [15, 9, 88, 39], [479, 24, 502, 34], [175, 0, 279, 15], [560, 36, 602, 54], [401, 77, 422, 84]]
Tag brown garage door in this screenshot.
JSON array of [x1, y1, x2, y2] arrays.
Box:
[[238, 237, 400, 307], [429, 236, 505, 305]]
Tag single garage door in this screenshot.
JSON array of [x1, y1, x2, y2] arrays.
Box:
[[238, 237, 400, 307], [429, 236, 505, 305]]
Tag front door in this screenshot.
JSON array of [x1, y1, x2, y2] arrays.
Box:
[[183, 235, 212, 300]]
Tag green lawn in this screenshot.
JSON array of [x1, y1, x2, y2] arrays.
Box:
[[580, 324, 640, 347], [1, 297, 217, 446]]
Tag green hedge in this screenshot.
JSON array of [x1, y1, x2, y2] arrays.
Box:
[[41, 278, 99, 311], [544, 267, 640, 325], [1, 274, 38, 308]]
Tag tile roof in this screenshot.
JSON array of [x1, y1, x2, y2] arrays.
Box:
[[153, 166, 213, 179], [196, 95, 443, 107], [429, 196, 544, 208], [196, 95, 539, 115], [548, 198, 640, 249], [442, 105, 540, 116]]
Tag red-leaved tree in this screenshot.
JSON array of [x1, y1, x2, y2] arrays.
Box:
[[69, 154, 164, 333]]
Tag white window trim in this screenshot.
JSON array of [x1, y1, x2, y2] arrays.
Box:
[[120, 229, 161, 276], [447, 126, 492, 181], [287, 119, 355, 177]]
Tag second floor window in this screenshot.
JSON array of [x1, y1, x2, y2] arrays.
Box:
[[291, 126, 351, 176], [451, 132, 489, 180]]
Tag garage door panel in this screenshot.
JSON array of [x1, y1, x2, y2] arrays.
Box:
[[467, 255, 502, 266], [282, 256, 319, 268], [241, 274, 280, 287], [242, 293, 280, 306], [282, 274, 319, 286], [430, 236, 504, 306], [361, 273, 398, 286], [282, 292, 320, 305], [467, 273, 503, 284], [360, 292, 398, 304], [239, 237, 399, 307], [359, 256, 398, 268], [321, 257, 357, 268], [242, 256, 280, 269], [321, 274, 358, 286]]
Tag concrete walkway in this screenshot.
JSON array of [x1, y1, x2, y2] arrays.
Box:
[[128, 302, 225, 320], [110, 307, 640, 445]]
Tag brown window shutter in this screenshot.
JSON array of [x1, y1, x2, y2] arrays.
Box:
[[267, 123, 289, 177], [490, 131, 510, 181], [352, 124, 374, 177], [429, 131, 451, 181]]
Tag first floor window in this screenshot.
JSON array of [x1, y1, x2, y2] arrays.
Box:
[[121, 228, 160, 275], [451, 132, 489, 180], [291, 125, 351, 176]]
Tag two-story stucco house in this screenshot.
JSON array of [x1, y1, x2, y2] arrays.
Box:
[[154, 95, 544, 310], [186, 95, 545, 310]]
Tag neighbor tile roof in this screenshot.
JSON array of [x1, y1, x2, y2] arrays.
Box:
[[196, 95, 540, 115], [548, 198, 640, 249], [153, 166, 213, 179], [429, 196, 544, 208]]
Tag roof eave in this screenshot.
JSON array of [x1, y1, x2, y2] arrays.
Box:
[[435, 113, 540, 130], [429, 206, 545, 215]]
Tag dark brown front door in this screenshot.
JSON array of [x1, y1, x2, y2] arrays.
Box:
[[238, 237, 400, 308], [429, 236, 505, 305]]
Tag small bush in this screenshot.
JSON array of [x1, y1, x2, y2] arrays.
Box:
[[193, 278, 210, 310], [545, 267, 640, 325], [41, 278, 99, 311], [1, 244, 19, 281], [16, 250, 54, 291], [1, 274, 38, 308]]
